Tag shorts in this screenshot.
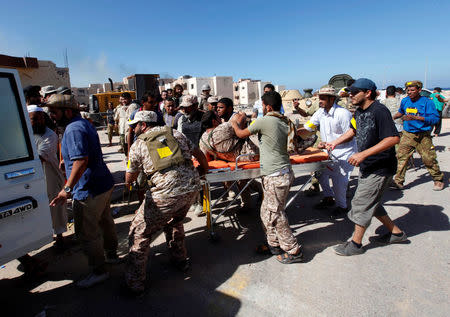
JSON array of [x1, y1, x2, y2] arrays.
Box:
[[348, 172, 391, 227]]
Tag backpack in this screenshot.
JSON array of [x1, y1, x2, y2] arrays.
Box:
[[137, 126, 187, 174]]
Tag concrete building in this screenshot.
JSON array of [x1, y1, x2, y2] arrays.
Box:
[[186, 77, 213, 96], [237, 79, 260, 106], [212, 76, 233, 99], [0, 54, 70, 89]]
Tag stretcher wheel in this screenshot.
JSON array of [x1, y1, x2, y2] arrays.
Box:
[[208, 232, 220, 243]]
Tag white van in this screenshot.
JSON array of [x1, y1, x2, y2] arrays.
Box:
[[0, 68, 53, 265]]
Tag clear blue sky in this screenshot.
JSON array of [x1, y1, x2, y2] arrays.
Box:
[[1, 0, 449, 90]]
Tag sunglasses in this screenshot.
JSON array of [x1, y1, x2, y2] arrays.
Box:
[[349, 89, 365, 95]]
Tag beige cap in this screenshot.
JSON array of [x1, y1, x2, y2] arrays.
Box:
[[128, 110, 157, 126], [318, 84, 337, 96], [46, 94, 78, 109], [180, 95, 198, 107]]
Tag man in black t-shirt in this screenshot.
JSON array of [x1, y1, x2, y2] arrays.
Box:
[[327, 78, 407, 256]]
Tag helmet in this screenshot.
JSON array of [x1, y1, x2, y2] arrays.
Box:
[[201, 84, 211, 91]]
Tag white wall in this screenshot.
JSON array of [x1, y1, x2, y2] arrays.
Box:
[[239, 81, 259, 105], [257, 81, 270, 99], [186, 77, 214, 96], [275, 85, 286, 92]]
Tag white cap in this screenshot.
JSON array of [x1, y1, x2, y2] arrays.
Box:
[[27, 105, 44, 113]]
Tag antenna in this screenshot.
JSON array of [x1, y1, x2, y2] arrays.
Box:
[[424, 58, 428, 89], [63, 48, 69, 68]]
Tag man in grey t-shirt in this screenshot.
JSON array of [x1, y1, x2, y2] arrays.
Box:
[[231, 91, 303, 264], [382, 85, 403, 132]]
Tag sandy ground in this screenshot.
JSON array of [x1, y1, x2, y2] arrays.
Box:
[[1, 119, 449, 317]]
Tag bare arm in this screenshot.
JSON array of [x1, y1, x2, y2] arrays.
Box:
[[192, 147, 209, 176], [50, 157, 88, 206], [125, 171, 139, 185], [127, 126, 134, 155], [348, 136, 399, 167], [297, 127, 315, 139], [393, 111, 403, 120]]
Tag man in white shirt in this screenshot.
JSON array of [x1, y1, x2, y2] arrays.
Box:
[[114, 93, 131, 154], [299, 85, 357, 216]]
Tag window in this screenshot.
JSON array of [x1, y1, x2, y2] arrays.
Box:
[[0, 73, 33, 165], [191, 84, 194, 89]]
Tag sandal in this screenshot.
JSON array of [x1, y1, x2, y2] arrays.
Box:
[[255, 243, 283, 255], [276, 250, 303, 264]]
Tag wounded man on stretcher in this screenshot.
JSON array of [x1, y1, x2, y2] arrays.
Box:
[[199, 111, 317, 162]]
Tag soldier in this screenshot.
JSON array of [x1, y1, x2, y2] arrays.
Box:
[[392, 80, 444, 191], [198, 83, 212, 111], [124, 110, 208, 295], [231, 91, 303, 264]]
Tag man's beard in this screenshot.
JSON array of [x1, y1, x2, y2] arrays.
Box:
[[32, 124, 46, 135], [56, 113, 72, 128]]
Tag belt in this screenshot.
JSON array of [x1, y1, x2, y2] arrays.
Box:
[[267, 166, 291, 177]]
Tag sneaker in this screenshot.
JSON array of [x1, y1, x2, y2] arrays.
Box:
[[105, 251, 121, 264], [390, 180, 404, 190], [314, 197, 335, 209], [193, 203, 204, 217], [372, 232, 407, 244], [76, 272, 109, 288], [433, 181, 444, 191], [333, 241, 365, 256], [171, 258, 191, 272]]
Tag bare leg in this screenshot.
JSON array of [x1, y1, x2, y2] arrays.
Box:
[[352, 224, 366, 244], [376, 215, 402, 234]]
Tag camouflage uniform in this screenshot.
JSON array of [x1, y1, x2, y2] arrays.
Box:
[[125, 126, 201, 292], [261, 170, 300, 255], [394, 130, 443, 184]]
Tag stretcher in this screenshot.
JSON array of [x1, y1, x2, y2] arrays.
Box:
[[195, 147, 334, 241]]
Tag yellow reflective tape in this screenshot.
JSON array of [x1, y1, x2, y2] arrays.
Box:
[[157, 146, 173, 158], [406, 108, 418, 114], [351, 117, 357, 130], [305, 120, 316, 130], [127, 159, 131, 169]]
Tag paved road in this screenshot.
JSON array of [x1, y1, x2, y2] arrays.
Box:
[[1, 120, 449, 317]]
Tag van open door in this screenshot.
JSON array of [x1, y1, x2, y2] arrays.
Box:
[[0, 68, 53, 265]]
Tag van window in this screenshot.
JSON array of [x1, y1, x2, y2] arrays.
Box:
[[0, 73, 33, 165]]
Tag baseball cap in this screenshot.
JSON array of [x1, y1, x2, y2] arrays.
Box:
[[318, 84, 337, 96], [405, 80, 423, 89], [348, 78, 377, 94], [40, 85, 57, 97], [128, 110, 157, 126], [46, 94, 78, 109], [180, 95, 198, 108], [27, 105, 44, 113]]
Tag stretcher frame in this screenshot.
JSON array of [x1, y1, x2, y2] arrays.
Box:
[[201, 153, 334, 240]]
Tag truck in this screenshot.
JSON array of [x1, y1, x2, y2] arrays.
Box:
[[89, 74, 160, 113], [0, 68, 53, 265]]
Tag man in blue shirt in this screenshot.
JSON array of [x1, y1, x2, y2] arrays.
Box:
[[392, 81, 444, 191], [48, 94, 119, 288]]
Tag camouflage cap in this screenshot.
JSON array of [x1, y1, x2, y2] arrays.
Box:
[[40, 85, 57, 97], [128, 110, 157, 126], [405, 80, 423, 89], [318, 84, 337, 96], [180, 95, 198, 107], [46, 94, 78, 109], [207, 96, 219, 104]]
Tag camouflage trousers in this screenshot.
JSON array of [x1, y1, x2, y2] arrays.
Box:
[[394, 130, 443, 184], [261, 170, 300, 255], [125, 191, 197, 292]]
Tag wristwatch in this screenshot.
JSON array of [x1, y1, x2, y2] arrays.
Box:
[[64, 186, 72, 194]]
